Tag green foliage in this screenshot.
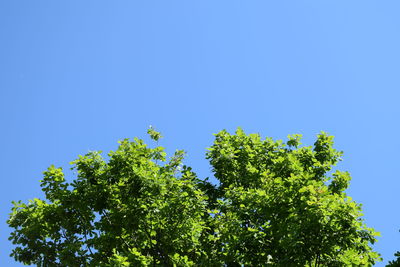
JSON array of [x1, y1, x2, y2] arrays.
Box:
[[147, 126, 162, 142], [206, 128, 380, 266], [8, 128, 381, 266], [387, 251, 400, 266]]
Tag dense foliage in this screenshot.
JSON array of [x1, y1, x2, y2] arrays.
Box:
[[8, 128, 381, 266], [387, 252, 400, 267]]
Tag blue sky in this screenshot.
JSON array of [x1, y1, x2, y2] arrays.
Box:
[[1, 1, 399, 265]]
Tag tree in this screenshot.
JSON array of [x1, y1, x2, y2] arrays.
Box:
[[8, 128, 381, 266], [206, 129, 381, 266], [387, 251, 400, 267]]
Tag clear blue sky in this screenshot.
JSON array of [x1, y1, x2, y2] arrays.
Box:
[[1, 1, 399, 265]]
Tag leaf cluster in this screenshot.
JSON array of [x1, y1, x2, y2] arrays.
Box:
[[8, 128, 381, 266]]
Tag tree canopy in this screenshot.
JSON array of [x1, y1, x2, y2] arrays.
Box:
[[8, 128, 381, 266]]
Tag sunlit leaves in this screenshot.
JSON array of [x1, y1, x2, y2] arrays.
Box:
[[147, 126, 162, 142], [8, 133, 209, 266], [206, 129, 381, 266], [8, 128, 381, 266]]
